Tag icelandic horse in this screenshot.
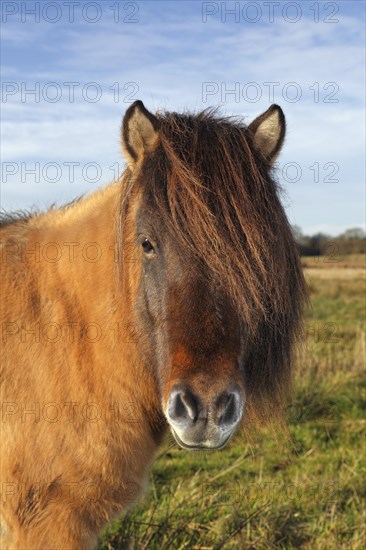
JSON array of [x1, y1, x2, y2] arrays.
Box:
[[0, 101, 306, 549]]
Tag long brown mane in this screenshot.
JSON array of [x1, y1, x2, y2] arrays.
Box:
[[119, 108, 308, 422]]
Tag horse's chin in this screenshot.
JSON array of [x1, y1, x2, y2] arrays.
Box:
[[171, 429, 232, 451]]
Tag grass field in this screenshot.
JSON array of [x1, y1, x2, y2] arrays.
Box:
[[99, 255, 365, 550]]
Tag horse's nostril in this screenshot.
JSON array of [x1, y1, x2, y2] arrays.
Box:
[[168, 387, 200, 423], [173, 393, 187, 419], [217, 392, 240, 427]]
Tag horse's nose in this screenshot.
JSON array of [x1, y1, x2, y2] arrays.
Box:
[[166, 384, 243, 449]]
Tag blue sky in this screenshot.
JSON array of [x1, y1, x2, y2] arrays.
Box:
[[1, 0, 365, 235]]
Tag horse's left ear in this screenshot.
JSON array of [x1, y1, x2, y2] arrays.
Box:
[[248, 104, 286, 164], [122, 100, 160, 166]]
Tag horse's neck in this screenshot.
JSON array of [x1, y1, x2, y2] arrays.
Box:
[[30, 182, 123, 313], [20, 182, 147, 392], [16, 183, 140, 388], [4, 181, 165, 455]]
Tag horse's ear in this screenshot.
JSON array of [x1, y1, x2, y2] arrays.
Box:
[[248, 104, 286, 164], [122, 100, 160, 166]]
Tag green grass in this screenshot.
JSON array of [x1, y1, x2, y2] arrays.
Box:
[[99, 261, 366, 549]]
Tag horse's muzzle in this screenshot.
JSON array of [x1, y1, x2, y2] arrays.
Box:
[[165, 384, 244, 450]]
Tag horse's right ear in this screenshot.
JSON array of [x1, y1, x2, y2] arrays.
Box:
[[122, 100, 160, 166]]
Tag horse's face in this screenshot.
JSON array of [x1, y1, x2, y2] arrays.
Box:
[[121, 100, 301, 450], [134, 192, 245, 449]]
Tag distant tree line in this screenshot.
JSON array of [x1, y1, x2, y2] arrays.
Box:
[[292, 226, 366, 256]]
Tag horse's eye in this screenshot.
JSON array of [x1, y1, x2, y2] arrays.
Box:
[[142, 238, 155, 255]]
